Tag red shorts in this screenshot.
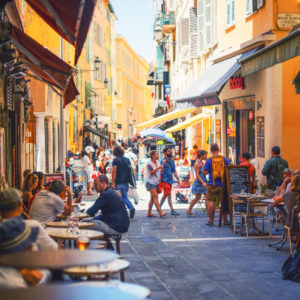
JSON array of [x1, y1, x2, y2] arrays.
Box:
[[161, 182, 172, 195]]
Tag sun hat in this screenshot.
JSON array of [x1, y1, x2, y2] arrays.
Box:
[[85, 146, 95, 154], [0, 188, 22, 212], [0, 216, 38, 254]]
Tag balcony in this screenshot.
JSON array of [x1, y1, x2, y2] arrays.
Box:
[[161, 12, 175, 34]]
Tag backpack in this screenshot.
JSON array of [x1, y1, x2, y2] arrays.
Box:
[[272, 158, 287, 186], [282, 249, 300, 282], [211, 155, 225, 187]]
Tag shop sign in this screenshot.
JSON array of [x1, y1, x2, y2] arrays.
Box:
[[157, 140, 164, 145], [45, 173, 64, 184], [277, 13, 300, 29], [257, 116, 265, 158], [249, 110, 254, 121], [117, 124, 122, 130], [229, 76, 245, 90], [226, 127, 231, 135]]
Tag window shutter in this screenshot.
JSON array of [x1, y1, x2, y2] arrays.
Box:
[[181, 18, 189, 46], [190, 34, 198, 58], [168, 0, 176, 11], [190, 7, 198, 58], [190, 8, 197, 33], [231, 0, 235, 25], [197, 0, 204, 55], [245, 0, 252, 17], [226, 0, 231, 27], [212, 0, 218, 44], [204, 0, 212, 48]]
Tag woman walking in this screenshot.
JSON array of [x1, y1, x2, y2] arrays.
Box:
[[82, 146, 95, 195], [187, 150, 208, 216], [145, 150, 167, 217]]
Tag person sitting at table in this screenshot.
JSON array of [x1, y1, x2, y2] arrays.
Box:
[[22, 173, 38, 212], [86, 175, 130, 249], [273, 175, 300, 227], [240, 152, 256, 192], [29, 180, 72, 226], [0, 216, 51, 289], [277, 168, 292, 194], [0, 188, 58, 250]]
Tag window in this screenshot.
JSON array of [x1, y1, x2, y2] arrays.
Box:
[[245, 0, 257, 17], [189, 7, 198, 58], [226, 0, 235, 28]]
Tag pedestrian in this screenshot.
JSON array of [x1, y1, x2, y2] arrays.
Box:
[[203, 144, 230, 226], [240, 152, 256, 192], [112, 146, 135, 219], [262, 146, 288, 191], [159, 147, 180, 216], [82, 146, 95, 195], [189, 144, 198, 176], [145, 150, 167, 217], [187, 150, 208, 216]]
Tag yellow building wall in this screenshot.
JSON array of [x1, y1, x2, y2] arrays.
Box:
[[115, 37, 153, 139]]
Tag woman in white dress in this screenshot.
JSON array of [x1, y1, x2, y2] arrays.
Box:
[[82, 146, 95, 195]]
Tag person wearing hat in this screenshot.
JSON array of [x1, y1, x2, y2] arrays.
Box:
[[0, 217, 51, 288], [0, 188, 58, 250], [82, 147, 95, 195]]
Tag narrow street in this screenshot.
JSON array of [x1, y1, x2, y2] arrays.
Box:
[[83, 183, 300, 300]]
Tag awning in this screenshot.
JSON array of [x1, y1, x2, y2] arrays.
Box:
[[176, 48, 258, 108], [84, 126, 108, 140], [11, 26, 79, 107], [4, 1, 23, 31], [135, 108, 197, 131], [25, 0, 96, 65], [240, 28, 300, 77], [166, 113, 212, 133]]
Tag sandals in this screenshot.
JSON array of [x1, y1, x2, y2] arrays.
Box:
[[147, 214, 157, 218], [159, 212, 168, 218], [206, 221, 214, 226], [186, 211, 195, 217]]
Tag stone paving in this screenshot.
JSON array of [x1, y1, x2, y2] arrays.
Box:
[[82, 183, 300, 299]]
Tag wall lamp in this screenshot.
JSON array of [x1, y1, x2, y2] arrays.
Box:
[[76, 56, 101, 73], [257, 99, 262, 110]]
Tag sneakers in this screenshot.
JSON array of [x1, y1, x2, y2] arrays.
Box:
[[130, 208, 135, 219], [206, 221, 214, 226], [171, 210, 180, 216]]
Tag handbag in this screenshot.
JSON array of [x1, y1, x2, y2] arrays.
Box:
[[157, 182, 163, 194]]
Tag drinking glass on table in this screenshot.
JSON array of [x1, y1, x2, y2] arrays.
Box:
[[77, 232, 90, 250], [73, 218, 80, 235], [67, 216, 73, 233]]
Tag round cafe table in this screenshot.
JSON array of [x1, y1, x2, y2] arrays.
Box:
[[0, 285, 141, 300], [73, 281, 151, 299], [64, 258, 130, 277], [48, 229, 104, 241], [0, 249, 119, 270], [46, 221, 94, 229], [56, 212, 90, 220]]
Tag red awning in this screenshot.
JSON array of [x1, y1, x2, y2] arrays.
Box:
[[11, 26, 79, 107], [25, 0, 96, 65]]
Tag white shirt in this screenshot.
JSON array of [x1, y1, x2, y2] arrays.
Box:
[[83, 155, 93, 173], [125, 151, 137, 169], [146, 161, 161, 185]]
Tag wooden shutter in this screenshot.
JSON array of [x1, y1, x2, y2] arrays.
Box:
[[190, 7, 198, 58], [197, 0, 204, 54], [168, 0, 176, 11], [245, 0, 252, 17], [212, 0, 218, 44], [230, 0, 235, 25], [181, 18, 189, 46], [205, 0, 212, 48]]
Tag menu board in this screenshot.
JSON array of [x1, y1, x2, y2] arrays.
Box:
[[225, 165, 251, 196], [44, 173, 64, 184], [256, 116, 265, 158]]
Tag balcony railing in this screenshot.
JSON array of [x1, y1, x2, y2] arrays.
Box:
[[161, 12, 175, 26]]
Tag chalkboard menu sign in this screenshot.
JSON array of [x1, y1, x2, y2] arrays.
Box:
[[257, 116, 265, 157], [225, 165, 251, 196]]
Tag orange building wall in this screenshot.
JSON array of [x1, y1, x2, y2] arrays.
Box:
[[282, 55, 300, 169]]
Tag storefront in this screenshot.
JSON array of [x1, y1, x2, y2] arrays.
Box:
[[224, 96, 255, 164]]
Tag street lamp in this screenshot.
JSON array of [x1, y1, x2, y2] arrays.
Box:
[[76, 57, 101, 73]]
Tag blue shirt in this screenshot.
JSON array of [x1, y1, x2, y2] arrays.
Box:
[[204, 157, 229, 187], [160, 158, 176, 185]]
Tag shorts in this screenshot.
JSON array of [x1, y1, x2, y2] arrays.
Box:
[[161, 182, 172, 195], [145, 182, 158, 191], [206, 185, 223, 202]]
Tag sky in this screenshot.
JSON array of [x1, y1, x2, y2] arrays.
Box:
[[110, 0, 155, 63]]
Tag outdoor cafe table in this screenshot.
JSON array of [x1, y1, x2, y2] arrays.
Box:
[[0, 285, 142, 300], [0, 249, 119, 270], [73, 281, 151, 298], [56, 212, 90, 220], [46, 221, 94, 229], [64, 258, 130, 281]]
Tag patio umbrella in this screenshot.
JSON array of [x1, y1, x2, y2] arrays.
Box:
[[140, 128, 174, 144]]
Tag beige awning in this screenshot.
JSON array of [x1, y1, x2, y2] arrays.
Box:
[[135, 108, 196, 131]]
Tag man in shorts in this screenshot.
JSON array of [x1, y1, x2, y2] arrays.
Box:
[[203, 144, 229, 226], [159, 148, 180, 215]]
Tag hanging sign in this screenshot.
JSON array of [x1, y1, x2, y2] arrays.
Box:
[[277, 13, 300, 29], [157, 140, 164, 145], [249, 110, 254, 121], [226, 127, 231, 135], [229, 76, 245, 90]]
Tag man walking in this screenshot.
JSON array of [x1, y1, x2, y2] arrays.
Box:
[[262, 146, 288, 191], [159, 148, 180, 215], [112, 146, 135, 218], [203, 144, 229, 226]]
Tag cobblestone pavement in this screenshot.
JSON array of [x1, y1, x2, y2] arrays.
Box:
[[82, 182, 300, 300]]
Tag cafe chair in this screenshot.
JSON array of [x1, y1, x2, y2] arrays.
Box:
[[232, 197, 247, 234], [284, 206, 300, 254], [241, 199, 272, 238]]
